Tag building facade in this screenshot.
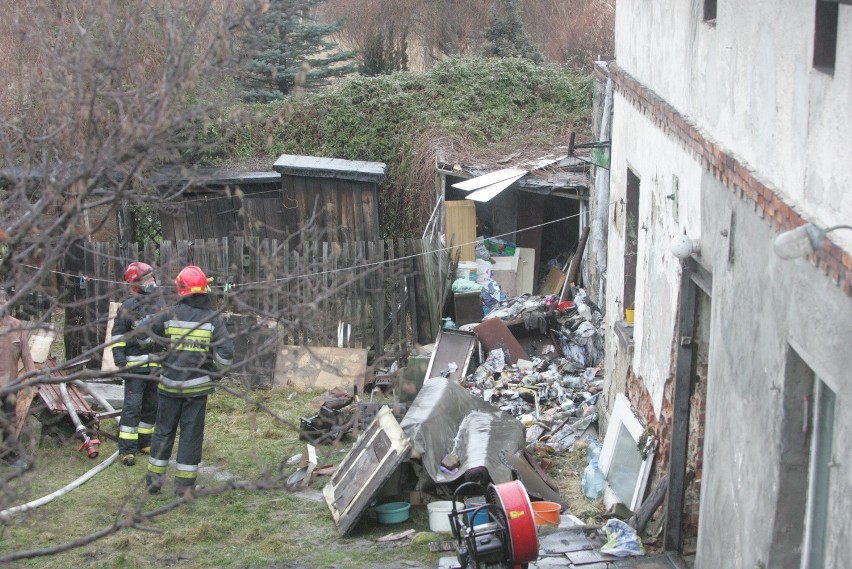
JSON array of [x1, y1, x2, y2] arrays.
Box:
[[601, 1, 851, 567]]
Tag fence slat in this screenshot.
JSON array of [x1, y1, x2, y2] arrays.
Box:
[[60, 237, 443, 370]]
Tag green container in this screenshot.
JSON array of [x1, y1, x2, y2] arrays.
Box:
[[374, 501, 411, 524]]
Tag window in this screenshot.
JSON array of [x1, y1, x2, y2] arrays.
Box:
[[804, 379, 835, 568], [813, 0, 839, 72], [703, 0, 717, 22]]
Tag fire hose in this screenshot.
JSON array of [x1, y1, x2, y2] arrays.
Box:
[[0, 450, 119, 520], [0, 381, 123, 520], [58, 381, 101, 458]]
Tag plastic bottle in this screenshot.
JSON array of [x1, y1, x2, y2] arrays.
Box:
[[586, 440, 602, 465], [581, 458, 605, 501]]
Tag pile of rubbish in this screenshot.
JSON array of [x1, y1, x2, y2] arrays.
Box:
[[457, 288, 605, 453]]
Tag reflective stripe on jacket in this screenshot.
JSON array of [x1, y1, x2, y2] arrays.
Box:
[[111, 293, 165, 369], [151, 294, 234, 398]]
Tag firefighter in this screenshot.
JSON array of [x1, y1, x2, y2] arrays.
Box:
[[111, 262, 164, 467], [146, 265, 233, 496]]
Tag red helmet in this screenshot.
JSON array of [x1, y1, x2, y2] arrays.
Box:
[[175, 265, 209, 296], [124, 262, 154, 293]]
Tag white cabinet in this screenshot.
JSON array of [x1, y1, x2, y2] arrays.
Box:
[[491, 247, 535, 297]]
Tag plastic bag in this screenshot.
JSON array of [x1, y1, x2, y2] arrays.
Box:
[[451, 278, 483, 292], [600, 519, 645, 557]]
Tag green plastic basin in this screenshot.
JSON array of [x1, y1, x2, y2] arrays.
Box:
[[374, 501, 411, 524]]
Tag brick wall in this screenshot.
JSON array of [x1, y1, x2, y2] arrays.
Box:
[[603, 63, 852, 297]]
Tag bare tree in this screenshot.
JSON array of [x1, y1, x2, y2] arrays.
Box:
[[321, 0, 615, 70], [0, 0, 319, 559]]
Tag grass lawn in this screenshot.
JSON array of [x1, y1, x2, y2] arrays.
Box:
[[0, 383, 445, 569]]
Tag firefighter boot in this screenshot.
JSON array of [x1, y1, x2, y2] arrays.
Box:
[[121, 454, 136, 466], [145, 473, 163, 494], [174, 478, 196, 497]]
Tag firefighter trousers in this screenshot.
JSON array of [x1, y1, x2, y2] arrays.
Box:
[[118, 370, 159, 456], [147, 394, 207, 488]]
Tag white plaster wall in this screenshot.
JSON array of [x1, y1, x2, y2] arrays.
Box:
[[696, 176, 852, 569], [606, 93, 704, 417], [615, 0, 852, 250]]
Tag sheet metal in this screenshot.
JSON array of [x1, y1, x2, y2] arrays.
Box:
[[37, 382, 97, 419], [451, 168, 527, 192], [399, 377, 525, 485], [474, 317, 529, 364], [273, 154, 386, 183], [465, 173, 527, 202], [423, 329, 477, 382]]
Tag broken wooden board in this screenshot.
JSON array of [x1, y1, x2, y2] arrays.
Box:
[[541, 266, 567, 295], [16, 325, 58, 436], [27, 325, 57, 364], [101, 302, 122, 372], [275, 346, 368, 393], [323, 406, 412, 535]]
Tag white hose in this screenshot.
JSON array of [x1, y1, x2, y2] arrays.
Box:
[[58, 381, 84, 431], [0, 451, 119, 520], [72, 380, 119, 421]]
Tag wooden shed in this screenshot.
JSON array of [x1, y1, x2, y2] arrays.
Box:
[[155, 155, 385, 244], [272, 154, 385, 244]]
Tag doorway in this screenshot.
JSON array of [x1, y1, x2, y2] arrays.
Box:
[[665, 259, 711, 554]]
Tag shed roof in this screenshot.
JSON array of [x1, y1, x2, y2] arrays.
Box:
[[273, 155, 386, 183]]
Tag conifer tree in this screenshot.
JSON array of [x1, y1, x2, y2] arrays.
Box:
[[239, 0, 356, 102], [481, 0, 544, 63]]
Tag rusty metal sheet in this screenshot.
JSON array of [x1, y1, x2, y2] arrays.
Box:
[[423, 329, 476, 381], [323, 405, 412, 535], [37, 383, 97, 419], [474, 317, 529, 364]]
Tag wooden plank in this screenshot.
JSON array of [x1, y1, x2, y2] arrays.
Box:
[[317, 178, 340, 241], [665, 261, 698, 551], [357, 241, 368, 350], [413, 238, 436, 343], [269, 238, 280, 318], [444, 200, 476, 262], [340, 183, 355, 243], [370, 240, 383, 357], [385, 239, 397, 352], [322, 242, 330, 345], [351, 182, 366, 243], [405, 239, 421, 346]]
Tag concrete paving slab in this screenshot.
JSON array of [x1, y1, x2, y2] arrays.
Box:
[[539, 529, 599, 554], [613, 554, 679, 568]]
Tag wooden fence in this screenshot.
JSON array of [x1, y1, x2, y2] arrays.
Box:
[[61, 235, 451, 368]]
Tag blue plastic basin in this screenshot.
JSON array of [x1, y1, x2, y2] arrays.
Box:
[[374, 501, 411, 524]]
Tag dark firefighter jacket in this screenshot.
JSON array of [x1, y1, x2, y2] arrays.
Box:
[[151, 294, 234, 398], [111, 293, 166, 369]]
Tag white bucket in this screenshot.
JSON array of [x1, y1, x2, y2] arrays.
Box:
[[456, 261, 477, 282], [427, 501, 464, 532]]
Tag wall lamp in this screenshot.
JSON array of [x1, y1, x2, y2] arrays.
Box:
[[671, 234, 700, 259], [773, 223, 852, 259]]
